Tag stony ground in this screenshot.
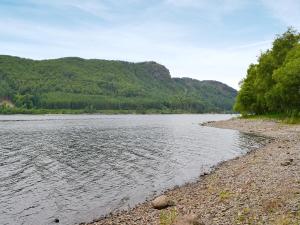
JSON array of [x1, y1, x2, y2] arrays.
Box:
[[84, 118, 300, 225]]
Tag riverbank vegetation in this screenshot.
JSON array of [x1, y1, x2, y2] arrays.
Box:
[[241, 113, 300, 124], [0, 57, 237, 114], [234, 28, 300, 122], [0, 107, 210, 115]]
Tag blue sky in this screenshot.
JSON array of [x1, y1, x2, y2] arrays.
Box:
[[0, 0, 299, 88]]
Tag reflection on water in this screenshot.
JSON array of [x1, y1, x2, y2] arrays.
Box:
[[0, 114, 267, 225]]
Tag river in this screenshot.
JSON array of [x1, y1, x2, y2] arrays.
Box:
[[0, 114, 267, 225]]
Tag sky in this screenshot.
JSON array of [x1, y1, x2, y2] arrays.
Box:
[[0, 0, 300, 89]]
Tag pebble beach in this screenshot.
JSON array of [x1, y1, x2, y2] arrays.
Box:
[[85, 118, 300, 225]]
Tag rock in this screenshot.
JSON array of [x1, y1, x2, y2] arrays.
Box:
[[54, 218, 59, 223], [151, 195, 175, 209], [172, 214, 204, 225], [281, 159, 293, 166]]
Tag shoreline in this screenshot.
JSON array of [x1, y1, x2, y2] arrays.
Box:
[[0, 110, 236, 116], [84, 118, 300, 225]]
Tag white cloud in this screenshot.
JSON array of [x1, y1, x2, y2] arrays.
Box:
[[64, 1, 109, 17], [161, 41, 270, 89], [165, 0, 206, 7], [164, 0, 249, 24], [165, 0, 247, 12], [262, 0, 300, 29], [27, 0, 113, 20]]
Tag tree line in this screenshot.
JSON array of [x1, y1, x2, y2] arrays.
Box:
[[234, 28, 300, 117]]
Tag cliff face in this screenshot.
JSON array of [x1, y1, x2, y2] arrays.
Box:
[[136, 61, 172, 81]]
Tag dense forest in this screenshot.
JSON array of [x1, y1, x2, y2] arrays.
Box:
[[234, 28, 300, 118], [0, 56, 237, 114]]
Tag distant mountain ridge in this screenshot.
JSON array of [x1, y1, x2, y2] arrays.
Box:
[[0, 55, 237, 113]]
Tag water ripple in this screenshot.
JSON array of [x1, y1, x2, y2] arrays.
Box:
[[0, 114, 268, 225]]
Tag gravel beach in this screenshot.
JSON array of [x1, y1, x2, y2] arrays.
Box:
[[85, 118, 300, 225]]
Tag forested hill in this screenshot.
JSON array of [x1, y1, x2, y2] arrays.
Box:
[[0, 55, 237, 113]]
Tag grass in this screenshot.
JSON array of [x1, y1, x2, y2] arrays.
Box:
[[219, 190, 232, 201], [263, 199, 283, 213], [235, 207, 255, 225], [274, 215, 295, 225], [159, 208, 178, 225], [241, 113, 300, 124]]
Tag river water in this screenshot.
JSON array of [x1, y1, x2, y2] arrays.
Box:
[[0, 114, 267, 225]]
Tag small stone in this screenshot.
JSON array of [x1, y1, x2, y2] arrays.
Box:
[[281, 161, 292, 166]]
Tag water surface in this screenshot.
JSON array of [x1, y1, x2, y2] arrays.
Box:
[[0, 114, 267, 225]]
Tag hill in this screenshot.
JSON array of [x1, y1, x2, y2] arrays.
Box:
[[0, 55, 237, 113]]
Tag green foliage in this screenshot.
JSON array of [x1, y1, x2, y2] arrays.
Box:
[[235, 28, 300, 116], [219, 190, 231, 201], [241, 112, 300, 124], [0, 56, 237, 114], [0, 81, 12, 97], [159, 208, 178, 225]]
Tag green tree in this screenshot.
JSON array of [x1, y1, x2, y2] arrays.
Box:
[[268, 44, 300, 112], [235, 28, 300, 115]]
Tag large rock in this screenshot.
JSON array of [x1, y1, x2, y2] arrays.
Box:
[[172, 214, 204, 225], [151, 195, 174, 209]]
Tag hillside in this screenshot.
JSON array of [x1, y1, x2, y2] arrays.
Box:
[[0, 55, 237, 113]]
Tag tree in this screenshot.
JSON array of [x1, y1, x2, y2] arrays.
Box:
[[269, 44, 300, 112], [235, 28, 300, 115]]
